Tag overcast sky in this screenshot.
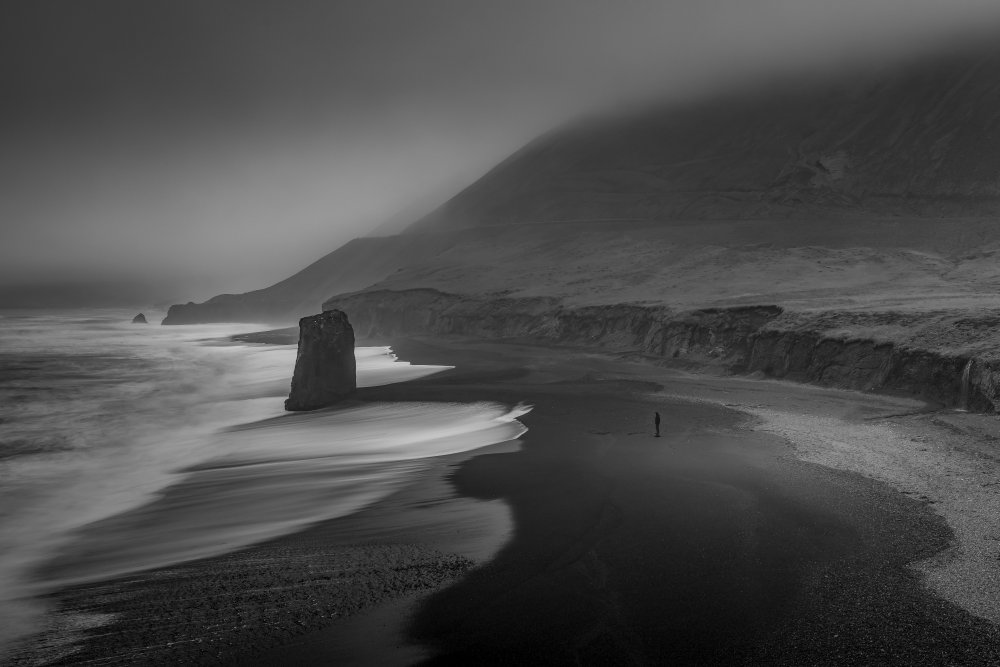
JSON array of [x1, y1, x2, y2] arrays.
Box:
[[3, 0, 1000, 305]]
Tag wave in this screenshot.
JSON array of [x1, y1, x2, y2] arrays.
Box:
[[0, 310, 526, 656], [37, 401, 529, 591]]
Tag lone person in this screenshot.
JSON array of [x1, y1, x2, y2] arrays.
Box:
[[654, 411, 661, 437]]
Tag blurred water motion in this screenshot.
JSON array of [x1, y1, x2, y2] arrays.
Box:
[[0, 310, 527, 651], [42, 401, 529, 588]]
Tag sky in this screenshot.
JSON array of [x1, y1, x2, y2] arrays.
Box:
[[3, 0, 1000, 306]]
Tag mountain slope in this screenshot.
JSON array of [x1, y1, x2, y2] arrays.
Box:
[[409, 50, 1000, 232], [161, 234, 455, 324], [165, 47, 1000, 327]]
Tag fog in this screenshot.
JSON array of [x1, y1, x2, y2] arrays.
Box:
[[2, 0, 1000, 305]]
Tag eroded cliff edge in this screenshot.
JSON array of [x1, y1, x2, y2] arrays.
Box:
[[285, 310, 357, 411], [326, 288, 1000, 413]]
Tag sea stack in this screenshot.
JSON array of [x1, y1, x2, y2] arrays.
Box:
[[131, 313, 148, 324], [285, 309, 356, 411]]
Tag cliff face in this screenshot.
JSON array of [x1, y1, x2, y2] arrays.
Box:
[[285, 310, 357, 411], [328, 289, 1000, 412]]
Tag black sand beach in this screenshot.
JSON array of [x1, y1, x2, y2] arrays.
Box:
[[25, 337, 1000, 665]]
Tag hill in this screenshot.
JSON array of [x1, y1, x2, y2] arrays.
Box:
[[163, 47, 1000, 411], [165, 47, 1000, 325], [410, 50, 1000, 231]]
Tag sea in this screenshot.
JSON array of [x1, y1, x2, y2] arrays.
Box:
[[0, 309, 529, 657]]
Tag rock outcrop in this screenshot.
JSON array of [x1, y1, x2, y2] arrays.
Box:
[[132, 313, 148, 324], [285, 310, 356, 411]]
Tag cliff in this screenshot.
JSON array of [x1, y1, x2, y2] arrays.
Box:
[[327, 289, 1000, 413], [285, 310, 357, 411]]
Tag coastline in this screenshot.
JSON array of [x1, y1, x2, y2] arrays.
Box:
[[13, 438, 512, 666], [13, 336, 1000, 664], [651, 370, 1000, 626], [374, 338, 1000, 663]]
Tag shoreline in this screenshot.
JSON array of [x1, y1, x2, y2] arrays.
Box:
[[387, 335, 1000, 628], [11, 336, 1000, 664], [647, 370, 1000, 626], [374, 338, 1000, 663], [9, 438, 513, 666]]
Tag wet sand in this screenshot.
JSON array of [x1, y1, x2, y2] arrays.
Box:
[[368, 339, 1000, 664], [18, 337, 1000, 664]]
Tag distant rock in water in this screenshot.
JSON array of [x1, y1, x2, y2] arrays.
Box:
[[285, 310, 356, 411], [131, 313, 148, 324]]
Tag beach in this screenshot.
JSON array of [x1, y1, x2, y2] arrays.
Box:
[[16, 336, 1000, 664]]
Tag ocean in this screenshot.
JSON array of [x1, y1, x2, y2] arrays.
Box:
[[0, 309, 529, 655]]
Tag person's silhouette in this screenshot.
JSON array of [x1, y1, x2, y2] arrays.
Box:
[[654, 411, 661, 437]]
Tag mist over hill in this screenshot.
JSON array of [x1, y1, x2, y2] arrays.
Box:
[[410, 49, 1000, 232], [164, 46, 1000, 330]]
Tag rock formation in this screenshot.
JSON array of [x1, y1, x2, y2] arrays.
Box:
[[285, 309, 356, 411], [132, 313, 148, 324]]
